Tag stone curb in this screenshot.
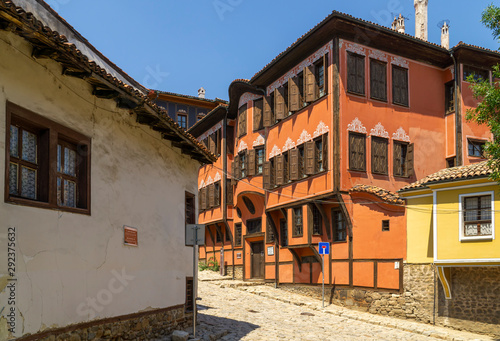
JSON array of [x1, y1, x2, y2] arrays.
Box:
[[208, 280, 488, 341]]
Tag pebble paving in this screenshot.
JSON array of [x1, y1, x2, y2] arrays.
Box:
[[184, 270, 494, 341]]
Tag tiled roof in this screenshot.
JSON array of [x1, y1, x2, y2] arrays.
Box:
[[453, 41, 500, 56], [150, 89, 228, 104], [0, 0, 216, 163], [349, 185, 404, 205], [399, 161, 492, 191]]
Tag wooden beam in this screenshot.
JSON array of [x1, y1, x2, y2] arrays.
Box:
[[280, 208, 288, 222], [116, 97, 140, 109], [32, 46, 59, 59], [289, 248, 302, 272], [265, 212, 279, 240], [62, 67, 91, 79], [309, 245, 322, 264], [93, 88, 119, 99], [136, 113, 160, 125]]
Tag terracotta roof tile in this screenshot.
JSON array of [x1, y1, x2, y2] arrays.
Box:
[[400, 161, 492, 191], [349, 184, 404, 205]]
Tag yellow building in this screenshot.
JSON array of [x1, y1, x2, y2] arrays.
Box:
[[399, 161, 499, 335]]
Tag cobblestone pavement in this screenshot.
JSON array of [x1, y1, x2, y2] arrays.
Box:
[[179, 270, 493, 341]]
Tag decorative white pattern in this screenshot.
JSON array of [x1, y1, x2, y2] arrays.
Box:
[[206, 176, 213, 186], [313, 121, 330, 138], [269, 145, 281, 159], [282, 138, 296, 152], [197, 120, 223, 141], [346, 43, 365, 56], [214, 172, 221, 182], [339, 39, 344, 49], [238, 92, 262, 108], [199, 179, 205, 189], [449, 66, 455, 79], [369, 49, 388, 62], [391, 56, 409, 68], [238, 140, 248, 153], [252, 134, 265, 147], [267, 41, 333, 95], [347, 117, 367, 134], [297, 129, 312, 145], [392, 127, 410, 142], [370, 122, 389, 138]]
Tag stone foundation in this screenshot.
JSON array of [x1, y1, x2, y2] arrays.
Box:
[[18, 305, 191, 341], [225, 265, 243, 280]]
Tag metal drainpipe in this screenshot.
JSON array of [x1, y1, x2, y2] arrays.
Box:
[[450, 51, 462, 166]]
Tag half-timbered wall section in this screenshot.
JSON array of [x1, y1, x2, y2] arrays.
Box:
[[193, 10, 497, 299]]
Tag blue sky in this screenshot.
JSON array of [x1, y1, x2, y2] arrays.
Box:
[[50, 0, 498, 101]]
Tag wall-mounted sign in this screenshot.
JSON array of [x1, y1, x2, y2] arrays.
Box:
[[124, 226, 138, 246], [267, 246, 274, 256], [236, 252, 242, 259]]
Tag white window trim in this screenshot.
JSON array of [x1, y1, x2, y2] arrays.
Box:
[[458, 190, 495, 242]]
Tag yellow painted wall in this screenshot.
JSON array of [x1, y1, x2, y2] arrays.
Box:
[[406, 195, 433, 263], [436, 184, 500, 261]]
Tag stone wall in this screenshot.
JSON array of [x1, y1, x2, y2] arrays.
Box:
[[20, 306, 191, 341], [225, 265, 243, 280]]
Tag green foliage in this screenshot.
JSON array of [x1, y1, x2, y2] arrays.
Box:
[[198, 257, 220, 272], [481, 4, 500, 45], [466, 16, 500, 181]]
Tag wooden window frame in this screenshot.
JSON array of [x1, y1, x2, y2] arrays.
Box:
[[6, 102, 91, 214], [246, 218, 262, 235], [215, 226, 222, 243], [280, 218, 288, 247], [468, 139, 486, 158], [177, 112, 188, 129], [392, 65, 409, 107], [332, 209, 347, 242], [266, 218, 275, 243], [253, 98, 264, 132], [393, 141, 408, 177], [315, 56, 327, 98], [311, 204, 322, 235], [185, 277, 194, 312], [459, 192, 494, 241], [255, 147, 265, 175], [348, 132, 366, 172], [292, 206, 303, 237], [382, 220, 390, 232], [463, 65, 490, 82], [214, 181, 221, 207], [235, 223, 242, 246], [444, 80, 455, 114], [370, 59, 387, 102], [371, 136, 388, 175], [347, 52, 365, 96], [185, 191, 195, 225], [239, 150, 247, 178]]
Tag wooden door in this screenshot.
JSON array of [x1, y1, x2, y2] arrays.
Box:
[[251, 242, 265, 279]]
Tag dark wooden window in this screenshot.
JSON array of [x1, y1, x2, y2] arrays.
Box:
[[392, 66, 409, 106], [266, 218, 275, 243], [315, 55, 327, 98], [239, 150, 247, 178], [370, 59, 387, 101], [256, 147, 265, 175], [242, 196, 255, 214], [312, 205, 322, 235], [445, 81, 455, 114], [263, 159, 275, 190], [315, 135, 327, 173], [289, 148, 301, 181], [226, 126, 234, 155], [275, 154, 286, 186], [289, 75, 302, 112], [225, 225, 231, 242], [393, 141, 414, 177], [305, 65, 317, 102], [247, 218, 262, 234], [371, 137, 388, 175], [253, 98, 264, 131], [347, 52, 365, 95], [208, 183, 215, 208], [238, 104, 247, 137], [332, 209, 347, 242], [468, 139, 486, 157], [280, 218, 288, 247], [463, 195, 492, 237], [177, 113, 187, 129], [275, 86, 288, 120], [382, 220, 390, 231], [349, 132, 366, 171], [6, 102, 90, 214], [185, 277, 194, 312], [185, 192, 195, 225], [263, 93, 274, 127], [208, 129, 221, 156], [226, 179, 233, 205], [216, 226, 222, 243], [292, 207, 303, 237], [463, 65, 489, 82], [248, 149, 256, 176], [235, 223, 242, 246], [200, 186, 207, 211], [214, 181, 221, 207], [446, 157, 456, 168]]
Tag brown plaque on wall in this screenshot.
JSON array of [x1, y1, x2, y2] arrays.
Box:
[[124, 226, 138, 246]]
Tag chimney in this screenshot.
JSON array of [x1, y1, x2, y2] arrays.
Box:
[[441, 22, 449, 49], [198, 87, 206, 99], [414, 0, 428, 41], [391, 14, 405, 34]]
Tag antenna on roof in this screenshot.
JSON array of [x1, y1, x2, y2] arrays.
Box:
[[437, 19, 451, 29]]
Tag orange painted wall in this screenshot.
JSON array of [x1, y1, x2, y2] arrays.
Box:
[[377, 262, 400, 290], [331, 262, 349, 285], [353, 262, 374, 287], [279, 263, 294, 283]]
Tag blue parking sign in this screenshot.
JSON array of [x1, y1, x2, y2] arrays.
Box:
[[318, 242, 330, 255]]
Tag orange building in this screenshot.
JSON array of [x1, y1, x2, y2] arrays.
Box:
[[189, 9, 497, 296]]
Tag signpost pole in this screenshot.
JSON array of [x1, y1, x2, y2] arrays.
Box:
[[322, 253, 325, 308], [193, 225, 198, 338]]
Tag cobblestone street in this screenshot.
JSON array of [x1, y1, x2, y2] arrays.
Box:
[[186, 271, 494, 341]]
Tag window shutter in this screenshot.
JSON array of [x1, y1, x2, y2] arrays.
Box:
[[289, 148, 300, 181], [209, 133, 216, 155], [275, 154, 285, 185], [263, 161, 272, 189], [208, 184, 215, 208], [393, 142, 402, 176], [349, 133, 356, 170], [226, 126, 234, 155], [263, 95, 272, 127], [234, 155, 240, 179], [323, 54, 328, 95], [305, 141, 316, 175], [305, 65, 317, 102], [289, 77, 300, 111], [215, 182, 220, 206], [226, 179, 233, 205], [381, 139, 388, 174], [407, 143, 414, 176], [275, 87, 286, 120], [201, 187, 207, 210], [248, 149, 256, 176], [393, 67, 408, 106], [253, 99, 263, 131], [358, 135, 366, 170], [356, 55, 365, 95], [238, 105, 247, 137], [347, 53, 356, 93], [198, 190, 203, 211], [370, 59, 387, 101], [322, 134, 328, 171]]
